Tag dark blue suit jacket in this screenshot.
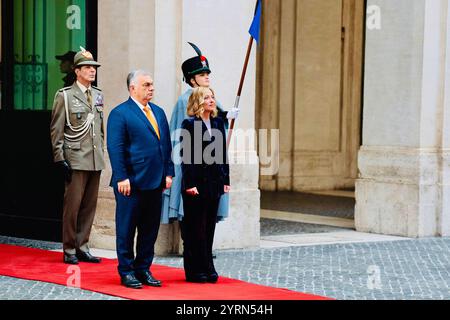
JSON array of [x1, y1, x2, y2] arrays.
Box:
[[181, 117, 230, 199], [107, 98, 175, 190]]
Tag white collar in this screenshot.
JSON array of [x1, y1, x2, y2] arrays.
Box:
[[76, 81, 92, 93], [131, 97, 149, 110], [131, 97, 156, 118]]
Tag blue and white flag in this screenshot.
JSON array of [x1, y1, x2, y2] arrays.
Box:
[[249, 0, 262, 43]]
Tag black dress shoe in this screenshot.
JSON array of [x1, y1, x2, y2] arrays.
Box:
[[185, 273, 208, 283], [121, 274, 143, 289], [207, 272, 219, 283], [76, 250, 102, 263], [135, 271, 162, 287], [64, 253, 79, 265]]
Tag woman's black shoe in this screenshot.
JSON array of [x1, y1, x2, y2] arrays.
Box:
[[207, 272, 219, 283], [185, 274, 208, 283]]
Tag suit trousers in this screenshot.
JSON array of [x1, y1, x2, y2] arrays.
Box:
[[114, 187, 162, 276], [63, 170, 101, 254], [180, 194, 220, 277]]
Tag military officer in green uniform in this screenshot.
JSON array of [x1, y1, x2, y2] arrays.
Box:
[[50, 47, 105, 265]]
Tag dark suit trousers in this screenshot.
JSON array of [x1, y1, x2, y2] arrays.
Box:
[[180, 194, 220, 277], [63, 170, 101, 254], [114, 187, 162, 276]]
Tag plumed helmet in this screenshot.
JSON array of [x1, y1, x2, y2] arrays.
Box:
[[73, 46, 101, 68], [181, 42, 211, 85]]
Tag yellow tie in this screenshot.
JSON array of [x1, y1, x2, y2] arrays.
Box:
[[143, 106, 160, 140]]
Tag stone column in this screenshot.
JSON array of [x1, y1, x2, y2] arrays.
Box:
[[356, 0, 450, 237], [92, 0, 182, 253], [91, 0, 260, 252], [181, 0, 260, 249]]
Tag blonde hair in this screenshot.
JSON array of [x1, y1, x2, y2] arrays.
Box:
[[187, 87, 218, 118]]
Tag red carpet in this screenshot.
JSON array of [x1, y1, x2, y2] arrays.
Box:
[[0, 244, 329, 300]]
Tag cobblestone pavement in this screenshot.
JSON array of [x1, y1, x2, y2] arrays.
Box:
[[0, 276, 122, 300], [0, 236, 122, 301], [1, 236, 450, 300]]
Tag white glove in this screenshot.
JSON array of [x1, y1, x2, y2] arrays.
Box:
[[226, 107, 240, 120]]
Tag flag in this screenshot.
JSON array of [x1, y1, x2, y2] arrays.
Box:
[[249, 0, 262, 43]]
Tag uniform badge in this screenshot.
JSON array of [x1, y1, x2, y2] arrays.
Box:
[[73, 99, 82, 107], [95, 94, 104, 107], [95, 95, 104, 119], [201, 55, 207, 68]]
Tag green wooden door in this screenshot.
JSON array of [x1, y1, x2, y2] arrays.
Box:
[[13, 0, 87, 110], [0, 0, 97, 242]]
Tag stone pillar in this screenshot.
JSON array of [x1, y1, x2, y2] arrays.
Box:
[[180, 0, 260, 249], [92, 0, 180, 254], [356, 0, 450, 237], [91, 0, 260, 252]]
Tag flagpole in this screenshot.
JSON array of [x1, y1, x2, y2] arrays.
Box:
[[226, 37, 255, 147], [226, 0, 260, 149], [226, 35, 255, 149]]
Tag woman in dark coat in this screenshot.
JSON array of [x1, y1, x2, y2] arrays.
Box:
[[180, 87, 230, 283]]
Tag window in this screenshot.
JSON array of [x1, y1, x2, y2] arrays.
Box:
[[1, 0, 97, 111]]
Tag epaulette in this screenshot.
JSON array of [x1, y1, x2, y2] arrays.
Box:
[[58, 86, 72, 92], [92, 86, 102, 92]]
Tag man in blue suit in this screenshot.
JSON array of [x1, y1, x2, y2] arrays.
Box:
[[107, 70, 174, 289]]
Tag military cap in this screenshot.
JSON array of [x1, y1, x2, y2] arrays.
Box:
[[73, 46, 101, 68], [182, 42, 211, 85]]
